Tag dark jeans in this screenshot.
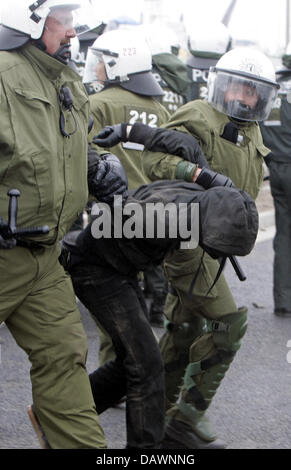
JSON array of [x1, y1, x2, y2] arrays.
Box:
[[270, 160, 291, 311], [69, 264, 165, 449]]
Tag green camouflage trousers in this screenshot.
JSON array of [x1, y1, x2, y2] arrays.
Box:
[[160, 246, 247, 440]]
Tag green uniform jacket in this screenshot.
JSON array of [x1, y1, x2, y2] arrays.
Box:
[[151, 54, 190, 114], [152, 65, 185, 115], [143, 99, 270, 200], [0, 45, 89, 244], [89, 86, 170, 189]]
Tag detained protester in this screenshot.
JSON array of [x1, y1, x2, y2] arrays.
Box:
[[0, 0, 128, 449], [95, 47, 279, 449], [61, 170, 258, 449]]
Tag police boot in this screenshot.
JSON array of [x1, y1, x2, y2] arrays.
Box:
[[163, 307, 248, 449], [27, 404, 50, 449]]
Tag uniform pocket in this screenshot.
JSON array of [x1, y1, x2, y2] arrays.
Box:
[[31, 152, 55, 215], [10, 88, 56, 157], [14, 88, 52, 106]]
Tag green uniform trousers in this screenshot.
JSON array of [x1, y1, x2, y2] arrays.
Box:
[[160, 246, 240, 417], [269, 160, 291, 311], [0, 245, 106, 449]]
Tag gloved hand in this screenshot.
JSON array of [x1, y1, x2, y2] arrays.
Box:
[[0, 234, 16, 249], [0, 217, 16, 249], [93, 123, 128, 147], [91, 153, 128, 205], [195, 167, 234, 189]]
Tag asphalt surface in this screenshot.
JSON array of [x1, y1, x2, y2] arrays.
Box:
[[1, 234, 291, 450]]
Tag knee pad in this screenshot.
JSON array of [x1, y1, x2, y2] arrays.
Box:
[[188, 306, 248, 374], [161, 316, 207, 373], [211, 306, 248, 352], [178, 307, 248, 414]]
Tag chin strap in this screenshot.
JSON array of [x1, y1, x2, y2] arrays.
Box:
[[53, 44, 71, 65], [33, 41, 71, 65]]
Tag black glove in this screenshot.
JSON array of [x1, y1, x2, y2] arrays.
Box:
[[196, 167, 234, 189], [90, 153, 128, 205], [0, 234, 16, 249], [93, 123, 128, 147], [0, 217, 16, 249]]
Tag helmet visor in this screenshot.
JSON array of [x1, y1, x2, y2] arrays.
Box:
[[208, 69, 279, 121], [82, 48, 107, 89]]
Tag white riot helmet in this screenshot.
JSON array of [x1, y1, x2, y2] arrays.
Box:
[[186, 20, 232, 70], [0, 0, 82, 50], [138, 23, 180, 56], [208, 47, 280, 121], [83, 29, 163, 96]]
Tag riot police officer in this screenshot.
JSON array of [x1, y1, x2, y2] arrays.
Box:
[[140, 47, 279, 448], [0, 0, 127, 449], [134, 22, 190, 326], [82, 29, 170, 356]]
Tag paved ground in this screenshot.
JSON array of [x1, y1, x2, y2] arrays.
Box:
[[2, 181, 290, 450]]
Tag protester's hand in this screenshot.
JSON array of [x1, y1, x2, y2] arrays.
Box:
[[93, 123, 128, 148], [195, 167, 234, 189], [94, 153, 128, 205]]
